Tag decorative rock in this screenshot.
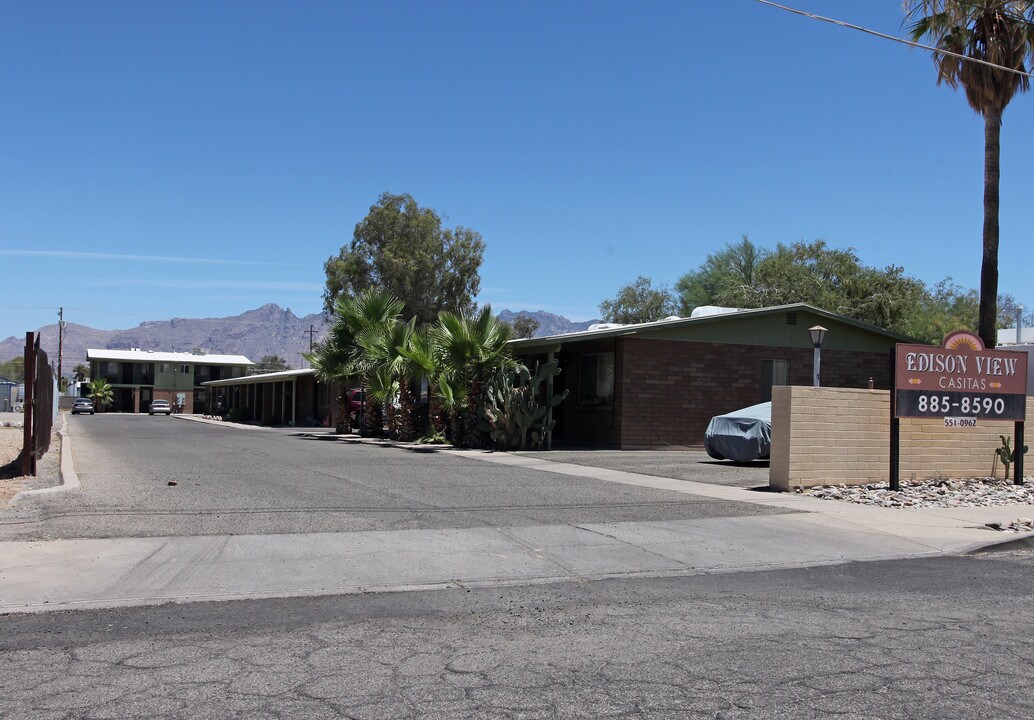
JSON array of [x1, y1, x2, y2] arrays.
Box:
[[806, 477, 1034, 517]]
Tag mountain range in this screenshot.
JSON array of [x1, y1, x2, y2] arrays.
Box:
[[0, 305, 598, 372]]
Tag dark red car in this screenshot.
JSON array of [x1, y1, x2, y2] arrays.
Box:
[[345, 389, 364, 421]]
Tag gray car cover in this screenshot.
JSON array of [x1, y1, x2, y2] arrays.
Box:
[[704, 401, 772, 462]]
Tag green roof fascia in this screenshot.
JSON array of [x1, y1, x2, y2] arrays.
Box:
[[507, 304, 924, 354]]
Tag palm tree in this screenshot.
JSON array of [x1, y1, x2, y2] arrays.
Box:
[[306, 288, 405, 435], [431, 306, 514, 447], [86, 379, 114, 411], [906, 1, 1034, 348], [397, 327, 439, 440]]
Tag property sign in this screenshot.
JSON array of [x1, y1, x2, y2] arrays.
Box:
[[895, 330, 1028, 420]]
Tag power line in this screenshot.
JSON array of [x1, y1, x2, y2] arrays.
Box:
[[754, 0, 1034, 80]]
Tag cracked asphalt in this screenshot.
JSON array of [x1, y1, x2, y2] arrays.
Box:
[[5, 414, 1034, 717], [3, 551, 1034, 719]]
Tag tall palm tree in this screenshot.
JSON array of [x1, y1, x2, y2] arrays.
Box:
[[906, 1, 1034, 348]]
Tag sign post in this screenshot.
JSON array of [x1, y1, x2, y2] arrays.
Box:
[[892, 330, 1028, 487]]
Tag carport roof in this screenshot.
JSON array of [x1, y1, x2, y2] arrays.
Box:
[[203, 368, 316, 386]]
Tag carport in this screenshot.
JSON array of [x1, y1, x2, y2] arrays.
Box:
[[203, 369, 338, 427]]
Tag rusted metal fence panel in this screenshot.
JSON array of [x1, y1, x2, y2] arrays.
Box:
[[20, 332, 54, 476]]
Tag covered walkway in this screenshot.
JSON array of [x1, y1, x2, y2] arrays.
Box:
[[203, 369, 337, 427]]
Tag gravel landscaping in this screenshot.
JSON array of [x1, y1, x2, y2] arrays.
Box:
[[805, 477, 1034, 531]]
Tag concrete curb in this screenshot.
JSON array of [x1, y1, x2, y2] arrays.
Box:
[[10, 414, 79, 505], [966, 534, 1034, 554]]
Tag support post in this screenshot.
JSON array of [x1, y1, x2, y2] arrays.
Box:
[[889, 348, 899, 491], [21, 333, 36, 477], [546, 350, 555, 451], [1016, 421, 1025, 486]]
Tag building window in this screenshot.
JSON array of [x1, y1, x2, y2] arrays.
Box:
[[159, 363, 170, 373], [761, 359, 790, 402], [579, 352, 614, 405], [180, 364, 190, 374]]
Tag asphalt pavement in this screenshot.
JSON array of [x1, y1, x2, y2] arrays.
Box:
[[2, 413, 1033, 614], [0, 414, 789, 540], [3, 550, 1033, 719]]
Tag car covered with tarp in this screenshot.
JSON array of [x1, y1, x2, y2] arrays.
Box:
[[704, 401, 772, 463]]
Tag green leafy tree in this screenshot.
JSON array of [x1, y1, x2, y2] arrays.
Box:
[[510, 314, 541, 339], [676, 240, 929, 334], [323, 192, 485, 326], [0, 356, 25, 383], [598, 276, 679, 324], [906, 0, 1034, 348], [249, 355, 291, 375], [675, 235, 763, 315], [72, 364, 89, 383], [87, 379, 114, 410]]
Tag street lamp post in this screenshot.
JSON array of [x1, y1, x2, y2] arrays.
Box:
[[809, 325, 827, 387]]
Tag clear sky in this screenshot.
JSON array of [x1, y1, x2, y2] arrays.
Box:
[[3, 1, 1033, 342]]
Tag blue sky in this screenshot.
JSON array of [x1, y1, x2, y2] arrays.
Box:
[[3, 1, 1033, 342]]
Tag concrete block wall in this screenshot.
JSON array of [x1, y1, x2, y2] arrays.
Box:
[[770, 385, 1034, 490]]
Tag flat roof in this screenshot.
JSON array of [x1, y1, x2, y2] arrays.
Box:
[[203, 368, 315, 386], [508, 302, 918, 351], [87, 348, 254, 365]]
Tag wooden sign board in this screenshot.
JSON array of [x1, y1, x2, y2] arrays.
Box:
[[895, 330, 1028, 421]]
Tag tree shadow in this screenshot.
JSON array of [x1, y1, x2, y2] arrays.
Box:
[[0, 455, 25, 480]]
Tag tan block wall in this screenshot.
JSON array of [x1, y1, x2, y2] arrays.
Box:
[[770, 385, 1033, 490]]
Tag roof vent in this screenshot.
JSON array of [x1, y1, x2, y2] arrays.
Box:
[[690, 306, 740, 318], [587, 322, 626, 332], [786, 312, 798, 326], [662, 315, 680, 321]]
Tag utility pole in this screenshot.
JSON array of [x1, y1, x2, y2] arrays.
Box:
[[57, 307, 65, 392], [303, 324, 316, 352]]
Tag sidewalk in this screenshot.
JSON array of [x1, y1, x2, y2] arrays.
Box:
[[1, 418, 1031, 614]]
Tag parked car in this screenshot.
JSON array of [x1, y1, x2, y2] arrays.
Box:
[[71, 398, 95, 415], [346, 389, 364, 421], [149, 399, 172, 416], [704, 401, 772, 463]]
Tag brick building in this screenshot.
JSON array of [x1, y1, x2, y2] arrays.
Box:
[[508, 304, 915, 449]]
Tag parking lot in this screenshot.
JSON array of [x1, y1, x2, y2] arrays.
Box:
[[518, 448, 770, 488], [0, 414, 786, 541]]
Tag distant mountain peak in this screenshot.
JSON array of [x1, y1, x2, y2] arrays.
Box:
[[496, 309, 599, 338], [0, 304, 326, 370]]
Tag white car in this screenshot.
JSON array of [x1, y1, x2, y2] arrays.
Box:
[[71, 399, 95, 415], [149, 400, 172, 416]]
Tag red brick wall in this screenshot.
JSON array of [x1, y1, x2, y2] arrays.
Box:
[[558, 338, 890, 448]]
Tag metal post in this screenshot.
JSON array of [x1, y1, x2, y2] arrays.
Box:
[[1016, 421, 1025, 486], [21, 333, 35, 477], [889, 348, 899, 491], [812, 347, 820, 387]]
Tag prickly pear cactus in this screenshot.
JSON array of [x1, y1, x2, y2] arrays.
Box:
[[479, 360, 568, 450], [996, 435, 1028, 480]]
